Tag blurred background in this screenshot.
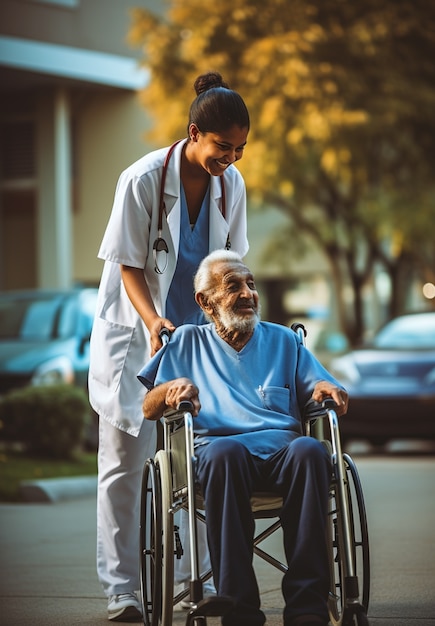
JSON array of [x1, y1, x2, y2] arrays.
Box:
[[0, 0, 434, 454]]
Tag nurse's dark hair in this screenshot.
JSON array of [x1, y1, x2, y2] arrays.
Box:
[[188, 72, 250, 134], [194, 249, 245, 298]]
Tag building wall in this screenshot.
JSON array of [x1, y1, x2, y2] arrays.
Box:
[[73, 90, 153, 284], [0, 0, 156, 57]]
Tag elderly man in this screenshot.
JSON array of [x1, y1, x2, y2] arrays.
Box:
[[138, 250, 348, 626]]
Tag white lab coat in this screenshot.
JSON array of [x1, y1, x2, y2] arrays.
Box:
[[88, 139, 249, 436]]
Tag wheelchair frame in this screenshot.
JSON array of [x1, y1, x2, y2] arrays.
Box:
[[139, 325, 370, 626]]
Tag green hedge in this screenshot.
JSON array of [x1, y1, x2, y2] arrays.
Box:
[[0, 384, 91, 459]]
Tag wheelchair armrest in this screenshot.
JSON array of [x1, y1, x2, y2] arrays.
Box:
[[162, 401, 194, 424]]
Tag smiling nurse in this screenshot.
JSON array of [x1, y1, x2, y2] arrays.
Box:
[[88, 72, 250, 622]]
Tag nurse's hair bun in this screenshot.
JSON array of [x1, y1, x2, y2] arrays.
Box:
[[188, 71, 249, 133], [194, 72, 230, 96]]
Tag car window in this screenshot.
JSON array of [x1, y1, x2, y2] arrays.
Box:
[[0, 299, 28, 338], [374, 314, 435, 349], [57, 297, 78, 338], [20, 299, 62, 340], [0, 291, 97, 341]]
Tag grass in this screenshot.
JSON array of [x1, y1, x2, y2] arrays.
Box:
[[0, 449, 97, 502]]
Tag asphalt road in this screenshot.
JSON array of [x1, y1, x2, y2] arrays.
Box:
[[0, 452, 434, 626]]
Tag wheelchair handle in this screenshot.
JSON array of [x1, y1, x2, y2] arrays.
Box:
[[291, 322, 307, 347], [159, 328, 171, 345], [290, 322, 307, 337], [177, 400, 194, 412], [322, 397, 338, 411]]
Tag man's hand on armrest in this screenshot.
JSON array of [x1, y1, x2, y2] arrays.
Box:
[[311, 381, 349, 417], [143, 377, 201, 420]]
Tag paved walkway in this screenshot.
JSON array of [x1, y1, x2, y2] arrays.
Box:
[[1, 455, 434, 625]]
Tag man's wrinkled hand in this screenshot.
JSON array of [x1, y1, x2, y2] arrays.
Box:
[[165, 378, 201, 416], [311, 381, 349, 416]]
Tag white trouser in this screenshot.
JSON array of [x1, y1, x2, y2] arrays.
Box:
[[96, 417, 212, 597]]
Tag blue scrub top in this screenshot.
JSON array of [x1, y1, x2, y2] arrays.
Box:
[[165, 183, 209, 326], [138, 322, 344, 459]]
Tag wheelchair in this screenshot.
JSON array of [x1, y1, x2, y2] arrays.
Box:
[[139, 324, 370, 626]]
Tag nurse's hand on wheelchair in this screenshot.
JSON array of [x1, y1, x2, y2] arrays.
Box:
[[149, 319, 176, 356], [311, 381, 349, 416]]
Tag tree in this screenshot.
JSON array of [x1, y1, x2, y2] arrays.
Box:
[[129, 0, 435, 343]]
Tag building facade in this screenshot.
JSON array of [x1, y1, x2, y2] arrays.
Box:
[[0, 0, 162, 290]]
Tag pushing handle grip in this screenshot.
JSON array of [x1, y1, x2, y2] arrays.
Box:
[[290, 322, 307, 347], [290, 322, 307, 337], [177, 400, 194, 412], [159, 328, 171, 345], [322, 397, 338, 410]]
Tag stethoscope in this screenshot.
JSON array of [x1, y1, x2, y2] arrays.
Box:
[[153, 140, 228, 274]]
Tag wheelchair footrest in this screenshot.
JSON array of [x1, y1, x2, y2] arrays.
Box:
[[185, 595, 235, 625]]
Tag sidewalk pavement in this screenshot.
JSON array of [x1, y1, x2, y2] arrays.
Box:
[[0, 467, 434, 626], [19, 475, 97, 503]]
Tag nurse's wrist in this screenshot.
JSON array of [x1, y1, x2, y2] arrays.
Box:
[[146, 314, 162, 334]]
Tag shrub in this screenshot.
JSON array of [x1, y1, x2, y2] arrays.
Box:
[[0, 384, 91, 459]]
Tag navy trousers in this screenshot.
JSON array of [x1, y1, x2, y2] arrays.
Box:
[[195, 436, 331, 626]]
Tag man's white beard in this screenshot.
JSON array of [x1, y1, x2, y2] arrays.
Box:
[[216, 302, 261, 333]]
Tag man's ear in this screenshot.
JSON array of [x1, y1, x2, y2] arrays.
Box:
[[196, 292, 212, 314]]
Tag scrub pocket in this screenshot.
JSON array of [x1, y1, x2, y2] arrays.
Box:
[[260, 386, 291, 414]]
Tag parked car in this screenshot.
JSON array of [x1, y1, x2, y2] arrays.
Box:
[[329, 312, 435, 447], [0, 288, 98, 446]]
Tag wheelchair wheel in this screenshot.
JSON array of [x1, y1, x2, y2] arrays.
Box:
[[155, 450, 175, 626], [140, 458, 162, 626], [140, 450, 174, 626], [140, 451, 175, 626], [327, 453, 370, 626]]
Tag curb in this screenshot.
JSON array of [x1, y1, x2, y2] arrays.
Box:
[[19, 475, 97, 503]]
